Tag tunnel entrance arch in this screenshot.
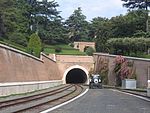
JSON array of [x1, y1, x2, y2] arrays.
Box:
[[66, 68, 87, 84], [63, 65, 89, 84]]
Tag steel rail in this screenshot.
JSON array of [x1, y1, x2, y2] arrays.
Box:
[[16, 84, 84, 113], [0, 85, 73, 110]]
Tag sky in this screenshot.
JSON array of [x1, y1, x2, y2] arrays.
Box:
[[54, 0, 128, 21]]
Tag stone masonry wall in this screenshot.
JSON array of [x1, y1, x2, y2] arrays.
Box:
[[55, 55, 94, 81], [0, 44, 61, 83], [74, 42, 95, 52], [94, 53, 150, 88]]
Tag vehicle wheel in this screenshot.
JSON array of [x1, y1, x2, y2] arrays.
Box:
[[89, 84, 93, 89]]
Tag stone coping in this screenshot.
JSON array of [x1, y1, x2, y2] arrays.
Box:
[[94, 53, 150, 62], [41, 53, 56, 62], [0, 80, 63, 87], [74, 41, 95, 44], [0, 44, 43, 62]]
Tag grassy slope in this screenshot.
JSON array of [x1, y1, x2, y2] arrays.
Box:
[[43, 44, 86, 55], [0, 40, 86, 55], [0, 40, 27, 52], [0, 40, 149, 57]]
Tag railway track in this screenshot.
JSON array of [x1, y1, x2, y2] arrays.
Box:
[[0, 84, 85, 113]]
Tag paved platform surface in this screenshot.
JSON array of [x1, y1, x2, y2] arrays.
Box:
[[50, 89, 150, 113]]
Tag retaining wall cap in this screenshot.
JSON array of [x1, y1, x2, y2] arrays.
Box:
[[41, 53, 56, 62], [0, 80, 63, 87], [0, 44, 43, 62], [94, 53, 150, 62]]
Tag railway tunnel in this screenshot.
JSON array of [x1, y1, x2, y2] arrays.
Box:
[[65, 68, 88, 84]]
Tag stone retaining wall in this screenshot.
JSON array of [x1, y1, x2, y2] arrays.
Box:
[[94, 53, 150, 88], [0, 44, 62, 96], [0, 44, 61, 82]]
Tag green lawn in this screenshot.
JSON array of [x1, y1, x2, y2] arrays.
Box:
[[1, 40, 149, 58], [44, 44, 76, 50], [0, 40, 86, 56], [43, 44, 86, 55], [139, 54, 150, 59]]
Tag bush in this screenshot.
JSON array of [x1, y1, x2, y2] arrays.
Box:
[[0, 37, 3, 41], [55, 46, 62, 53], [27, 33, 42, 57], [8, 32, 27, 47], [68, 43, 74, 47], [107, 37, 150, 56], [85, 47, 95, 56]]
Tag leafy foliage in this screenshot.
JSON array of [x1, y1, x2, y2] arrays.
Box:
[[65, 7, 90, 42], [121, 0, 150, 9], [90, 17, 111, 52], [85, 47, 95, 56], [0, 0, 150, 58], [8, 32, 27, 46], [0, 0, 67, 47], [94, 57, 109, 85], [55, 46, 62, 53], [27, 33, 42, 57], [113, 55, 136, 86], [107, 37, 150, 56], [121, 0, 150, 32]]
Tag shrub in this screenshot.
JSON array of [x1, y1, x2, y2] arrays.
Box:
[[69, 43, 74, 47], [27, 33, 42, 57], [55, 46, 62, 53], [113, 55, 136, 86], [107, 37, 150, 56], [8, 32, 27, 47], [85, 47, 95, 56]]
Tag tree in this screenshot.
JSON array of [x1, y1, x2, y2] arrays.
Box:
[[0, 13, 5, 39], [0, 0, 30, 42], [31, 0, 66, 44], [121, 0, 150, 32], [27, 33, 42, 57], [65, 7, 89, 42], [110, 10, 147, 37], [90, 17, 111, 52]]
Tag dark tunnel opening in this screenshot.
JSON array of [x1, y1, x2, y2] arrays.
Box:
[[66, 68, 87, 84]]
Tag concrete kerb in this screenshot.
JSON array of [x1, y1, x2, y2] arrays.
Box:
[[148, 80, 150, 97], [103, 85, 149, 99]]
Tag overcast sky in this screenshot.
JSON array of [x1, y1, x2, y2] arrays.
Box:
[[54, 0, 128, 21]]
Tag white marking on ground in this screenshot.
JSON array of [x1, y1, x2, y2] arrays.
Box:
[[111, 89, 150, 102], [40, 88, 89, 113]]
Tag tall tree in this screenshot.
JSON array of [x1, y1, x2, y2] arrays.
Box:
[[121, 0, 150, 32], [32, 0, 65, 43], [110, 11, 146, 38], [65, 7, 89, 42], [90, 17, 111, 52], [0, 0, 29, 46]]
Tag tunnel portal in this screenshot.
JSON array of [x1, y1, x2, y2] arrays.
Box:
[[66, 68, 87, 84]]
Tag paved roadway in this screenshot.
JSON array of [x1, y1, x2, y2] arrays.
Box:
[[50, 89, 150, 113]]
